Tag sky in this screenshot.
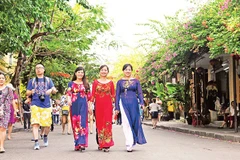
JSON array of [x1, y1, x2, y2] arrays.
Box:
[[89, 0, 191, 46], [86, 0, 197, 62], [70, 0, 206, 63]]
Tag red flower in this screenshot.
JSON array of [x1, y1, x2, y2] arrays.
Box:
[[71, 93, 78, 103], [72, 115, 81, 139], [50, 72, 71, 78]]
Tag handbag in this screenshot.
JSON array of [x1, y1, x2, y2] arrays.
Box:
[[62, 110, 69, 115]]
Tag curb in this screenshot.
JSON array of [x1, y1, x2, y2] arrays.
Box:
[[143, 122, 240, 143]]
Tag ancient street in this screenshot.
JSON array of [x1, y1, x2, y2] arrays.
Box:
[[2, 123, 240, 160]]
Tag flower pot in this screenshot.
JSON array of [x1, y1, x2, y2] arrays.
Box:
[[175, 112, 180, 120]]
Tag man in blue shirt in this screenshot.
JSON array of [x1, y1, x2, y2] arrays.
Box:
[[26, 63, 57, 150]]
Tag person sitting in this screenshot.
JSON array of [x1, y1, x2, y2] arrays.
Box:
[[218, 101, 236, 129], [189, 104, 202, 127]]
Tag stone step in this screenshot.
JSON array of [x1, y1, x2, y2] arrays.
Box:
[[211, 120, 224, 126]]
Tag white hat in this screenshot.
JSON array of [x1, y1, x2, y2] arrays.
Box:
[[7, 83, 15, 91]]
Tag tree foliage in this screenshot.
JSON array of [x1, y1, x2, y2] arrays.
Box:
[[0, 0, 111, 93], [110, 51, 146, 84], [138, 0, 239, 97]]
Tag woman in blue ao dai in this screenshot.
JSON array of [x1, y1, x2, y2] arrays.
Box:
[[67, 66, 91, 151], [115, 64, 147, 152]]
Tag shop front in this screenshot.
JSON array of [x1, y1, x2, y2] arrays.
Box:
[[188, 53, 236, 125]]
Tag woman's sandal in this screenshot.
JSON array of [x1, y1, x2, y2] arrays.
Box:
[[74, 146, 80, 151], [103, 148, 110, 152], [0, 148, 5, 153], [80, 146, 85, 151], [98, 146, 102, 151]]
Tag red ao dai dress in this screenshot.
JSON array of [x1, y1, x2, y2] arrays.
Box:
[[91, 80, 115, 149]]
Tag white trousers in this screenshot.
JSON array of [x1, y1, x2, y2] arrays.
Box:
[[119, 100, 134, 149]]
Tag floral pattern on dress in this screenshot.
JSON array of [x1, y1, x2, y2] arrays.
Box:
[[68, 81, 89, 147], [98, 121, 113, 144], [0, 86, 13, 128], [115, 79, 147, 145], [91, 80, 115, 148], [95, 83, 111, 97], [123, 80, 134, 95], [72, 115, 87, 139]]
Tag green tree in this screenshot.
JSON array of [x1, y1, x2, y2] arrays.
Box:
[[0, 0, 111, 89], [111, 51, 146, 83], [138, 0, 239, 98]]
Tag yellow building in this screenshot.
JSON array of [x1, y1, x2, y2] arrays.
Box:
[[0, 53, 17, 82]]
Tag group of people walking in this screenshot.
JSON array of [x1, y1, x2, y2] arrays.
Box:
[[67, 64, 147, 152], [0, 63, 147, 153]]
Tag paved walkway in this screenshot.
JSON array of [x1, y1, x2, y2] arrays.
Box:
[[142, 119, 240, 143], [12, 119, 240, 143], [11, 122, 25, 133]]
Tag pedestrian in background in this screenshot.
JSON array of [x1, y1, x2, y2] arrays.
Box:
[[22, 95, 31, 131], [60, 93, 71, 135], [50, 98, 54, 132], [140, 106, 144, 122], [149, 99, 160, 129], [85, 87, 93, 135], [116, 111, 122, 125], [52, 103, 60, 125], [26, 63, 57, 150], [67, 66, 91, 151], [218, 101, 237, 129], [156, 97, 162, 121], [0, 73, 15, 153], [88, 101, 94, 134], [91, 65, 115, 152], [115, 64, 147, 152], [167, 100, 174, 120]]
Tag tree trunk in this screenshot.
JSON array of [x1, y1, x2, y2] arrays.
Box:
[[10, 51, 26, 125], [10, 51, 25, 88]]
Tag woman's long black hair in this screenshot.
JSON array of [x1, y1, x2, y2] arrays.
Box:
[[72, 66, 89, 91], [99, 64, 109, 72], [0, 72, 5, 77], [122, 63, 133, 71]]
